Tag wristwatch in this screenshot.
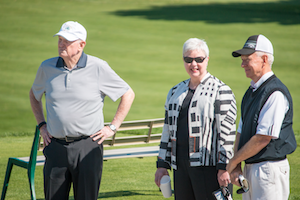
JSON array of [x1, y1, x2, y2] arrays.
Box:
[[38, 121, 47, 130], [108, 124, 117, 133]]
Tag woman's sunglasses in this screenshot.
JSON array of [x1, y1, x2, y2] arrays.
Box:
[[183, 57, 206, 63]]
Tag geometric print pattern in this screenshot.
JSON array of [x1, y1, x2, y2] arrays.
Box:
[[158, 73, 237, 170]]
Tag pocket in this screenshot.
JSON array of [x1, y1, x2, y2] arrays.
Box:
[[88, 137, 103, 156], [279, 165, 289, 176], [42, 140, 52, 157], [257, 162, 271, 182]]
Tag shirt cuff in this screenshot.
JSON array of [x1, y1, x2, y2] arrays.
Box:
[[216, 163, 227, 171], [156, 158, 171, 169]]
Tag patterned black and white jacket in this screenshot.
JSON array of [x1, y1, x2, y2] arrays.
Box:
[[157, 73, 237, 170]]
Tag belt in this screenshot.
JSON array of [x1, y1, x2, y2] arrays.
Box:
[[245, 156, 287, 164], [53, 135, 89, 143]]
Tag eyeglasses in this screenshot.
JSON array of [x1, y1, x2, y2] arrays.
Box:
[[212, 187, 233, 200], [183, 57, 206, 63], [236, 175, 249, 194], [221, 187, 232, 198]]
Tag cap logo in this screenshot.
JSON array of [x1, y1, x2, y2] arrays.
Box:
[[54, 21, 87, 41], [243, 40, 256, 49], [62, 24, 72, 32]]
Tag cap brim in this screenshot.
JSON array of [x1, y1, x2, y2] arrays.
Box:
[[54, 31, 79, 42], [232, 48, 255, 57]]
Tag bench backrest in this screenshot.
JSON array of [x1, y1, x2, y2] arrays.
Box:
[[39, 118, 164, 149], [103, 118, 164, 146]]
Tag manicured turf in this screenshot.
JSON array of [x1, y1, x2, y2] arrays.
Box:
[[0, 0, 299, 134], [0, 0, 299, 199]]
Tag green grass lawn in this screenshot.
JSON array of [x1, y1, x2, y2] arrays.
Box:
[[0, 135, 299, 200], [0, 0, 300, 133], [0, 0, 300, 199]]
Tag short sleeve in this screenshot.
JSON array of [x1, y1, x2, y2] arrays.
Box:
[[256, 91, 289, 138], [98, 62, 130, 102], [31, 64, 47, 101]]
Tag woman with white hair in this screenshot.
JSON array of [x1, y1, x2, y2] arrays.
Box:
[[155, 38, 237, 200]]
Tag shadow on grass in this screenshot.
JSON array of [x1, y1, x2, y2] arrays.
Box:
[[98, 190, 161, 198], [61, 190, 162, 199], [111, 0, 300, 25], [35, 190, 163, 200]]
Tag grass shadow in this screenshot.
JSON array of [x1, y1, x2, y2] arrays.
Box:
[[63, 190, 162, 199], [111, 0, 300, 25], [98, 190, 161, 198]]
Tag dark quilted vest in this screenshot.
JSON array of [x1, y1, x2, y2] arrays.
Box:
[[239, 75, 297, 164]]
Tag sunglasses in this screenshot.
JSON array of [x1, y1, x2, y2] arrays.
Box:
[[183, 57, 206, 63], [236, 175, 249, 194], [212, 187, 232, 200]]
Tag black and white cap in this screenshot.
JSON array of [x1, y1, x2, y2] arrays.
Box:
[[232, 34, 273, 57]]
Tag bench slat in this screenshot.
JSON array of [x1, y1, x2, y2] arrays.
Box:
[[103, 133, 162, 146], [18, 146, 159, 166]]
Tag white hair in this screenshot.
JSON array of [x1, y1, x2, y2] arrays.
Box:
[[183, 38, 209, 57], [256, 51, 274, 67]]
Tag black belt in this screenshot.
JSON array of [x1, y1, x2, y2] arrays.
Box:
[[245, 156, 287, 164], [53, 135, 89, 143]]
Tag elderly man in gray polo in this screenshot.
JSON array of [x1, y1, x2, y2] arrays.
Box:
[[29, 21, 135, 200]]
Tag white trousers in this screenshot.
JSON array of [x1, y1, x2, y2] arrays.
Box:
[[243, 159, 290, 200]]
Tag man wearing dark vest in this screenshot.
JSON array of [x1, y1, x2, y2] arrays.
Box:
[[226, 34, 296, 200]]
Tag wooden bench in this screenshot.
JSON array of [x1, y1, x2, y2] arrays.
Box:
[[103, 118, 164, 146], [33, 118, 164, 166], [39, 118, 164, 149], [19, 146, 160, 166]]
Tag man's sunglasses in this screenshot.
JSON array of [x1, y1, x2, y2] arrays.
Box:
[[236, 175, 249, 194], [183, 57, 206, 63]]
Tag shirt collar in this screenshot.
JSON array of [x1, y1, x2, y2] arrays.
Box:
[[251, 71, 274, 91], [201, 72, 211, 84], [56, 51, 88, 69], [185, 72, 211, 87]]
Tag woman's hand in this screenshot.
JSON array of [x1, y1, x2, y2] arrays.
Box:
[[154, 168, 169, 187], [217, 169, 231, 187]]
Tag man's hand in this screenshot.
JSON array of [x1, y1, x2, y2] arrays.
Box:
[[218, 169, 231, 187], [226, 162, 243, 186], [226, 159, 243, 187], [154, 168, 169, 187], [91, 126, 115, 144], [40, 125, 52, 146], [229, 165, 243, 186]]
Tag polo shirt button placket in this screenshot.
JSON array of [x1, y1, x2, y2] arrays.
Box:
[[66, 72, 72, 89]]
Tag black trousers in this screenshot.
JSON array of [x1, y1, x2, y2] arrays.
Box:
[[43, 137, 103, 200], [174, 159, 232, 200]]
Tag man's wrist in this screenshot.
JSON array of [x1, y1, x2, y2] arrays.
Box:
[[108, 124, 117, 133], [38, 121, 47, 130]]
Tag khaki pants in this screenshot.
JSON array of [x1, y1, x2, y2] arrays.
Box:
[[243, 159, 290, 200]]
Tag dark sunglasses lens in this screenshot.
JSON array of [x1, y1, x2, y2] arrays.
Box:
[[184, 57, 193, 63], [195, 57, 205, 63], [184, 57, 205, 63]]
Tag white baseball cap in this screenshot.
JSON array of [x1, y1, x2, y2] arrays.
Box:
[[232, 34, 273, 57], [54, 21, 87, 42]]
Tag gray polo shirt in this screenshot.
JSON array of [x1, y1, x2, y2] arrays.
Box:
[[32, 52, 130, 138]]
